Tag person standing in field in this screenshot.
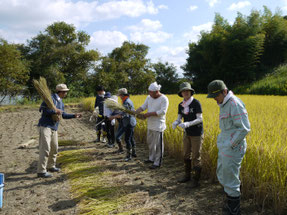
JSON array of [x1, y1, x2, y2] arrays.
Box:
[[207, 80, 250, 215], [94, 85, 107, 143], [103, 92, 116, 148], [172, 82, 204, 188], [110, 88, 137, 161], [135, 82, 169, 169], [37, 84, 82, 178]]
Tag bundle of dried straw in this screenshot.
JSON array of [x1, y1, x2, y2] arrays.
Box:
[[33, 77, 61, 122], [104, 99, 136, 115], [104, 99, 145, 120]]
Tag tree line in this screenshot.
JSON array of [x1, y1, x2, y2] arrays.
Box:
[[182, 6, 287, 92], [1, 7, 287, 103]]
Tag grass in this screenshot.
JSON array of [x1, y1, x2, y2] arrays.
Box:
[[234, 64, 287, 95], [58, 140, 89, 147]]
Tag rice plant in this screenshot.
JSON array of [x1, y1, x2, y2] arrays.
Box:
[[81, 94, 287, 214]]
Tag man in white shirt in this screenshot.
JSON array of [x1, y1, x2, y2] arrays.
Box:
[[135, 82, 169, 169]]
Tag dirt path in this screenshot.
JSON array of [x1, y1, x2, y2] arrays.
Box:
[[0, 108, 269, 214]]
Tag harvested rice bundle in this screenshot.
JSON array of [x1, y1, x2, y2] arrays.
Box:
[[104, 99, 136, 115], [104, 98, 145, 120], [33, 77, 61, 122]]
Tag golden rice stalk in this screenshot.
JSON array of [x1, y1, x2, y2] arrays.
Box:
[[105, 99, 146, 120], [33, 77, 61, 122], [104, 99, 136, 115]]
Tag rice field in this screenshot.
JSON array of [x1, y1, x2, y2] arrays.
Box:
[[82, 94, 287, 214]]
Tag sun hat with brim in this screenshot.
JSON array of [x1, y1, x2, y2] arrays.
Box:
[[178, 82, 195, 97], [56, 84, 69, 92], [207, 80, 227, 98]]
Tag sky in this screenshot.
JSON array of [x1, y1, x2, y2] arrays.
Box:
[[1, 0, 287, 76]]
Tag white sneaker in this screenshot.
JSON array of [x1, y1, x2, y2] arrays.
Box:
[[102, 138, 107, 143]]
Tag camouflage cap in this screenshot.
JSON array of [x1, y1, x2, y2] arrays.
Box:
[[178, 82, 195, 97], [207, 80, 227, 98]]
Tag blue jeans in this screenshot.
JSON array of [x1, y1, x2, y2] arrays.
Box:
[[115, 121, 125, 143]]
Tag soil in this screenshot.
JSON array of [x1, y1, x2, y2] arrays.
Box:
[[0, 108, 272, 215]]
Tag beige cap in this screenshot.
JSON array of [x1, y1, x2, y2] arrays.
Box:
[[56, 84, 69, 92], [117, 88, 128, 95]]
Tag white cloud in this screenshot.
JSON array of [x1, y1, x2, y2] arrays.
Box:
[[283, 0, 287, 11], [183, 22, 213, 43], [127, 19, 162, 32], [130, 31, 172, 43], [206, 0, 219, 7], [95, 0, 159, 20], [0, 29, 35, 44], [90, 30, 128, 53], [127, 19, 172, 44], [228, 1, 251, 11], [0, 0, 163, 43], [189, 5, 198, 12], [149, 46, 188, 76]]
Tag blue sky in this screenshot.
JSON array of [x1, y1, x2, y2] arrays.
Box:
[[0, 0, 286, 75]]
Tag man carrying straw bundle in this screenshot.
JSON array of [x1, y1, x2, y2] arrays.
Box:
[[109, 88, 137, 161], [37, 84, 82, 178], [207, 80, 250, 215], [135, 82, 169, 169]]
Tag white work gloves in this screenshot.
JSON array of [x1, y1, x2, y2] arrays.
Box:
[[172, 121, 180, 129], [172, 113, 203, 130], [172, 114, 182, 129], [178, 122, 189, 129]]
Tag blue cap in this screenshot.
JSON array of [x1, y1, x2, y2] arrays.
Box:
[[104, 92, 112, 98]]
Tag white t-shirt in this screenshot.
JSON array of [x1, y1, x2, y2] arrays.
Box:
[[140, 94, 169, 132]]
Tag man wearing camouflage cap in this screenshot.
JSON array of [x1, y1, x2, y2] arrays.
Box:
[[207, 80, 250, 215]]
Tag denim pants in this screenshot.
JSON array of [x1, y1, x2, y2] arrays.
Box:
[[124, 125, 135, 150]]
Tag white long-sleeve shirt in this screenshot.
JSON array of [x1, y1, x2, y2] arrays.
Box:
[[140, 94, 169, 132]]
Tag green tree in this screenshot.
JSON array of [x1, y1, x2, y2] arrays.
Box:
[[261, 7, 287, 69], [183, 9, 268, 91], [21, 22, 100, 97], [94, 41, 155, 94], [153, 61, 179, 94], [0, 39, 29, 104]]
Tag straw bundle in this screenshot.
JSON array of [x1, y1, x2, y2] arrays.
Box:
[[104, 99, 146, 120], [104, 99, 136, 115], [33, 77, 61, 122]]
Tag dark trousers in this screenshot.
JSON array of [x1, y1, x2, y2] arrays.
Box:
[[124, 125, 135, 150], [96, 116, 106, 132], [105, 119, 115, 144]]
